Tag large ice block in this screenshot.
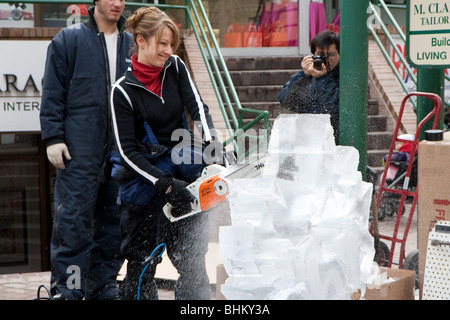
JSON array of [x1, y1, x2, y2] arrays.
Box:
[[219, 225, 259, 275], [219, 114, 376, 300], [220, 274, 275, 300], [266, 114, 336, 154]]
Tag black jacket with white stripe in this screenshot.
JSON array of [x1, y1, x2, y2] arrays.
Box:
[[110, 55, 215, 184]]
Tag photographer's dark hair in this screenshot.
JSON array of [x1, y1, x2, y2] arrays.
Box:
[[310, 30, 340, 54]]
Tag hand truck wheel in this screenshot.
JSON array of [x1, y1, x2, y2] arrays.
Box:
[[373, 241, 389, 267], [402, 249, 419, 289]]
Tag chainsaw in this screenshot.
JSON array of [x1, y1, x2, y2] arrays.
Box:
[[163, 156, 266, 222]]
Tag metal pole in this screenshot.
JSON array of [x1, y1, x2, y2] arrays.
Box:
[[339, 0, 369, 177], [416, 69, 445, 140]]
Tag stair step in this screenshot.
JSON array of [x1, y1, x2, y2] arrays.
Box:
[[236, 101, 387, 132], [228, 69, 297, 86], [225, 56, 302, 71], [220, 55, 396, 163], [233, 85, 282, 103], [368, 114, 387, 132], [367, 131, 392, 150], [367, 149, 389, 167], [367, 98, 379, 116], [185, 36, 397, 171], [240, 102, 293, 118], [368, 39, 417, 135]]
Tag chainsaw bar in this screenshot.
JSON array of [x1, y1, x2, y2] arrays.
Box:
[[163, 156, 266, 222]]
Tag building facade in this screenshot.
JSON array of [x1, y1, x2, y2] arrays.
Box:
[[0, 0, 341, 273]]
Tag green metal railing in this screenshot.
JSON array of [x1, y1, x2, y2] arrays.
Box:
[[368, 0, 417, 111], [368, 0, 450, 111], [0, 0, 270, 160], [184, 0, 269, 160]]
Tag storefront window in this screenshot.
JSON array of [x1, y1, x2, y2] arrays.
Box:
[[1, 1, 341, 51], [0, 3, 34, 27], [209, 0, 299, 48], [39, 1, 185, 28]]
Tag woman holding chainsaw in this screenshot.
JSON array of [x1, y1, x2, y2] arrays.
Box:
[[110, 6, 221, 300]]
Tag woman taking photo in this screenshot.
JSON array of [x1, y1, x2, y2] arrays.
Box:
[[110, 6, 219, 300]]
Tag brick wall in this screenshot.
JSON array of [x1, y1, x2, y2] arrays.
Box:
[[0, 27, 62, 40]]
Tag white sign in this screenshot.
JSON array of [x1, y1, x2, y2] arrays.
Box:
[[0, 40, 50, 132], [407, 0, 450, 67]]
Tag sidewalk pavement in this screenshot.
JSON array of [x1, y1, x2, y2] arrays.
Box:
[[374, 202, 418, 267], [0, 271, 177, 300], [0, 242, 221, 300], [0, 203, 418, 301]]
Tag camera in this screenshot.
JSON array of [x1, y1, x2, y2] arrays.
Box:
[[312, 54, 328, 70]]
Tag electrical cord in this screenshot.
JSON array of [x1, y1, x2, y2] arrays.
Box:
[[137, 243, 166, 300], [35, 284, 52, 300], [34, 243, 166, 301], [35, 284, 64, 300]]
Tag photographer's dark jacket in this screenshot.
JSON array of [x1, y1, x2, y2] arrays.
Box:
[[110, 55, 215, 185], [278, 64, 340, 142]]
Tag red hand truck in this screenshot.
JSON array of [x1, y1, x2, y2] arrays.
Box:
[[370, 92, 442, 272]]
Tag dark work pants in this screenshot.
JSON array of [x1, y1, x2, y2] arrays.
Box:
[[50, 172, 123, 300], [118, 194, 211, 300]]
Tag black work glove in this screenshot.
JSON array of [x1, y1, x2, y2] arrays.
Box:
[[156, 177, 197, 218]]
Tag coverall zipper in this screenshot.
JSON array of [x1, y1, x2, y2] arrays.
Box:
[[99, 31, 112, 148]]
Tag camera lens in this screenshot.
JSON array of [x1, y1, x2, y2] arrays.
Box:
[[313, 58, 323, 70]]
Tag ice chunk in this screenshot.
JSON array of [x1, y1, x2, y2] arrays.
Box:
[[334, 146, 360, 174], [232, 177, 280, 199], [220, 114, 376, 300], [219, 225, 259, 275], [228, 197, 274, 229], [264, 282, 310, 300], [253, 238, 295, 258], [255, 257, 297, 290], [293, 237, 323, 299], [321, 191, 357, 219], [267, 114, 336, 154], [263, 153, 298, 180], [356, 181, 374, 227], [319, 252, 348, 300], [221, 274, 275, 300]]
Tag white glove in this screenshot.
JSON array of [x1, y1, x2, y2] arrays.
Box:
[[47, 143, 71, 170]]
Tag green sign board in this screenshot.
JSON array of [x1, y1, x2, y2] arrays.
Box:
[[407, 0, 450, 68]]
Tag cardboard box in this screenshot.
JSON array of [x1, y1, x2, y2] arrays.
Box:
[[418, 139, 450, 298], [218, 264, 415, 300], [444, 131, 450, 141], [216, 264, 227, 300], [363, 267, 415, 300]]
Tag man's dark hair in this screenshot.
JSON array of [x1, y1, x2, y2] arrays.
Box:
[[310, 30, 340, 54]]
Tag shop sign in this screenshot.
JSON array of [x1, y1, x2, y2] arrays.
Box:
[[0, 40, 49, 132], [407, 0, 450, 68]]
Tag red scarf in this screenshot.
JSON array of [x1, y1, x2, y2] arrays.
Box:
[[131, 54, 163, 96]]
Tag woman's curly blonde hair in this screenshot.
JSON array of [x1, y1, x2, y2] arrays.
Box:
[[126, 6, 180, 56]]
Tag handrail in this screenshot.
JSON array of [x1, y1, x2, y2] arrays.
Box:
[[0, 0, 270, 160], [374, 1, 416, 84], [186, 0, 269, 159], [369, 0, 450, 111], [368, 0, 417, 111], [184, 1, 239, 145]]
